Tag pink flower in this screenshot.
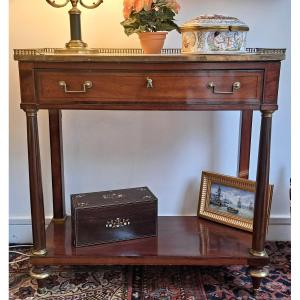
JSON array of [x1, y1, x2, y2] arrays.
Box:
[[165, 0, 180, 13], [134, 0, 144, 13], [123, 0, 135, 19], [143, 0, 153, 11], [123, 0, 154, 18]]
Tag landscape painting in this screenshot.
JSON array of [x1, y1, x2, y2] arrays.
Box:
[[198, 171, 273, 232], [208, 183, 255, 220]]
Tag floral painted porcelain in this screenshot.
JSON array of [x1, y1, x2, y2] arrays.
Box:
[[181, 15, 249, 53]]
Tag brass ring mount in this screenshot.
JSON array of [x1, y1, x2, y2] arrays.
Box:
[[31, 248, 48, 256], [249, 248, 268, 257]]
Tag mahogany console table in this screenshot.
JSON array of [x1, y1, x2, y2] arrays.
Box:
[[14, 48, 285, 295]]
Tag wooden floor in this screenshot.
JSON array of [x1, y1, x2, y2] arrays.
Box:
[[31, 217, 269, 266]]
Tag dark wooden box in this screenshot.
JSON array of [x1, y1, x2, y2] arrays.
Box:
[[71, 187, 158, 247]]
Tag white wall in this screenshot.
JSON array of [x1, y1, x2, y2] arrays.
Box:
[[9, 0, 291, 242]]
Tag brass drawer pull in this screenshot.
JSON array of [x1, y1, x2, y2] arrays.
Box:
[[146, 77, 153, 88], [208, 81, 241, 94], [105, 218, 131, 229], [58, 80, 93, 93]]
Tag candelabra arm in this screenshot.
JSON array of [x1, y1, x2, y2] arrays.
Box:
[[46, 0, 69, 8], [80, 0, 103, 9]]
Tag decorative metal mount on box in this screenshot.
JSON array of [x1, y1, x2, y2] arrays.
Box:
[[105, 218, 131, 229]]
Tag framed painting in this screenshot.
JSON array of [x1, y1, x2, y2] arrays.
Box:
[[198, 171, 273, 232]]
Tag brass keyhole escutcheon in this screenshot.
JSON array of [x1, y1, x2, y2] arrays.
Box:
[[146, 77, 153, 88]]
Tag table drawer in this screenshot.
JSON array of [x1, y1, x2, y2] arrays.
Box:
[[36, 70, 263, 104]]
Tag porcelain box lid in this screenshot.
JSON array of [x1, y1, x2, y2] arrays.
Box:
[[180, 14, 249, 32]]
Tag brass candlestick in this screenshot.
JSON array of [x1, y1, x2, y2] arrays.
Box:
[[46, 0, 103, 53]]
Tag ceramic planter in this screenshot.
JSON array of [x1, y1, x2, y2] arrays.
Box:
[[180, 15, 249, 54], [138, 32, 167, 54]]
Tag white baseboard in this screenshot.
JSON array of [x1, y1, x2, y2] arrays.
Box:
[[9, 216, 291, 244], [9, 217, 52, 244], [266, 216, 291, 241]]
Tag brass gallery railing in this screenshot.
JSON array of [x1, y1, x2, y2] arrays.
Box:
[[14, 48, 286, 57]]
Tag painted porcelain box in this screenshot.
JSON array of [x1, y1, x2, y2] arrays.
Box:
[[181, 15, 249, 53]]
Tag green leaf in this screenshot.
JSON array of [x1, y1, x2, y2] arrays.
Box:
[[121, 5, 180, 35]]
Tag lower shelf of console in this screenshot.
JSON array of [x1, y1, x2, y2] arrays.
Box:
[[31, 216, 268, 266]]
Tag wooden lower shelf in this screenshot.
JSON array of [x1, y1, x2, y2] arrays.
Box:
[[31, 216, 268, 266]]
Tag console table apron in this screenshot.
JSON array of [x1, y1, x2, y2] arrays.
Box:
[[14, 48, 285, 294]]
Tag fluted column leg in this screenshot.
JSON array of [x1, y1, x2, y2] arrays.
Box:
[[49, 109, 66, 222], [238, 110, 253, 179], [25, 109, 47, 255], [249, 110, 274, 294], [251, 110, 273, 254]]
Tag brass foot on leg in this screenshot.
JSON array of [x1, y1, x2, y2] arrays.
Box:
[[29, 266, 50, 280], [30, 266, 50, 295], [253, 288, 259, 297], [250, 267, 269, 297], [37, 287, 47, 295], [249, 268, 269, 278]]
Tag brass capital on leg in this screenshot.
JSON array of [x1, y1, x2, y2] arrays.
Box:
[[25, 108, 38, 117], [261, 110, 274, 118]]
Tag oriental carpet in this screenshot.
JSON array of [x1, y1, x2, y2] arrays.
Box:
[[9, 241, 290, 300]]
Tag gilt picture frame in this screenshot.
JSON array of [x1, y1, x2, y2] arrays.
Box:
[[198, 171, 273, 232]]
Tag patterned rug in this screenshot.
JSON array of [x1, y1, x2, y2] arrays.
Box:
[[9, 242, 290, 300]]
